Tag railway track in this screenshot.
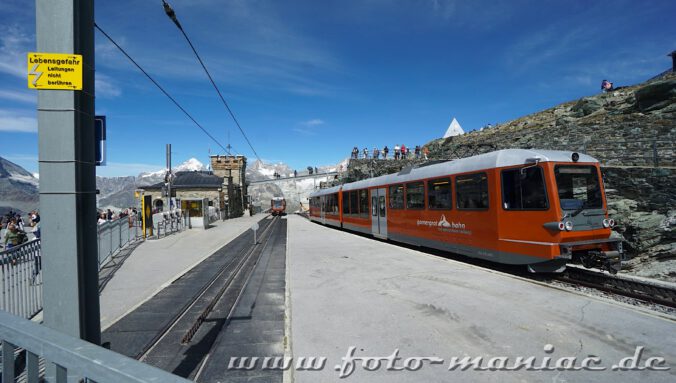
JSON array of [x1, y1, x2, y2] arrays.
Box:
[[135, 215, 282, 378], [552, 266, 676, 309]]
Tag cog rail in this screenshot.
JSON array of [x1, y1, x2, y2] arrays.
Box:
[[555, 267, 676, 309]]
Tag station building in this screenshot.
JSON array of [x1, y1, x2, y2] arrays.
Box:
[[140, 171, 224, 218], [209, 155, 248, 218]]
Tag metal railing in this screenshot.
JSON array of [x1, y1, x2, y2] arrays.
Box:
[[0, 310, 192, 383], [154, 212, 185, 238], [0, 216, 143, 319], [97, 216, 139, 268], [0, 240, 42, 319]]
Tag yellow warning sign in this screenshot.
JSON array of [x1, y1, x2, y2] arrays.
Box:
[[27, 52, 83, 90]]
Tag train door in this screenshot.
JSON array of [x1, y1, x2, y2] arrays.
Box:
[[320, 195, 326, 224], [370, 188, 388, 238]]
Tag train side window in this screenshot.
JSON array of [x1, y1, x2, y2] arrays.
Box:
[[428, 178, 452, 210], [372, 196, 377, 216], [359, 189, 369, 218], [388, 184, 404, 209], [406, 182, 425, 209], [349, 191, 359, 215], [456, 173, 489, 210], [501, 167, 548, 210], [342, 192, 349, 215]]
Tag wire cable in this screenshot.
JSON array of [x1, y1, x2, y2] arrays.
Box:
[[161, 0, 262, 162], [94, 22, 233, 156]]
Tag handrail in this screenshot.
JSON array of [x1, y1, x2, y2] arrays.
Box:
[[0, 310, 192, 382]]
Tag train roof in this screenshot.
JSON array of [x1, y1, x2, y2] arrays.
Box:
[[310, 149, 598, 197]]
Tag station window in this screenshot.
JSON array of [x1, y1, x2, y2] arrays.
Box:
[[388, 184, 404, 209], [456, 173, 489, 210], [501, 167, 548, 210], [406, 182, 425, 209], [342, 192, 350, 214], [349, 191, 359, 215], [359, 189, 369, 217], [428, 178, 452, 210]]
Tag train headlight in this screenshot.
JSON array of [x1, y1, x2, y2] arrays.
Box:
[[609, 219, 615, 228], [603, 219, 610, 228], [558, 222, 566, 231], [572, 152, 580, 162], [564, 221, 574, 231]]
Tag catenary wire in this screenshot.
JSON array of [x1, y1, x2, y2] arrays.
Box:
[[94, 22, 233, 156], [161, 0, 262, 162]]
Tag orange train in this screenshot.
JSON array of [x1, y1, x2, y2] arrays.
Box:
[[271, 197, 286, 216], [309, 149, 623, 273]]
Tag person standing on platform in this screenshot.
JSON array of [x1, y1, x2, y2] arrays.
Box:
[[383, 145, 389, 159], [394, 144, 400, 160]]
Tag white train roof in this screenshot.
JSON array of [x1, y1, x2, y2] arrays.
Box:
[[310, 149, 597, 196]]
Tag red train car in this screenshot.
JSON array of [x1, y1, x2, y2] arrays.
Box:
[[271, 197, 286, 216], [309, 149, 623, 273]]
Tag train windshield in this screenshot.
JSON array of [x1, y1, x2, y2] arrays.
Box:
[[273, 200, 284, 208], [554, 165, 603, 210]]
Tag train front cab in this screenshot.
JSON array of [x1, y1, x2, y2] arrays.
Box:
[[497, 159, 622, 273]]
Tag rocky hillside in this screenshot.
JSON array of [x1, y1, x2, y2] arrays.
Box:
[[426, 73, 675, 166], [0, 156, 39, 215]]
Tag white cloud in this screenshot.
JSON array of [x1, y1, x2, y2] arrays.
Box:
[[94, 2, 342, 96], [0, 110, 37, 133], [293, 119, 326, 135], [0, 25, 32, 78], [95, 73, 122, 98], [0, 90, 35, 104], [301, 119, 325, 127]]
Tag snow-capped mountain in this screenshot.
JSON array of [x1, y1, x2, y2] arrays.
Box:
[[247, 160, 293, 181], [246, 158, 347, 213], [137, 158, 206, 185], [0, 156, 39, 215]]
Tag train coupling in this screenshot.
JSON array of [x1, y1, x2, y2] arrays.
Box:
[[580, 250, 622, 274]]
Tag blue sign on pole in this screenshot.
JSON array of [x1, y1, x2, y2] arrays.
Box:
[[95, 116, 106, 166]]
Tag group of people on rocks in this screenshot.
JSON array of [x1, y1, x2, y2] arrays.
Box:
[[1, 209, 40, 250], [351, 145, 430, 160]]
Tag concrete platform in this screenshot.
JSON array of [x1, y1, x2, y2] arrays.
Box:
[[286, 215, 676, 382], [100, 214, 264, 329]]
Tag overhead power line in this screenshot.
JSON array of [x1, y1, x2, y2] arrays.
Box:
[[161, 0, 262, 162], [94, 23, 233, 156]]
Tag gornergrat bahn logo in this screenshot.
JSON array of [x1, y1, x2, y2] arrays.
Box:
[[417, 215, 472, 235]]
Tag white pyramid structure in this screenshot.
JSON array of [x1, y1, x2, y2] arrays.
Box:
[[443, 117, 464, 138]]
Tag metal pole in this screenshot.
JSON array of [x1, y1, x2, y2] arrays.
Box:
[[166, 143, 172, 211], [36, 0, 100, 343]]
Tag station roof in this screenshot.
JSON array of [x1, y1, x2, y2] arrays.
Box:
[[142, 171, 223, 190]]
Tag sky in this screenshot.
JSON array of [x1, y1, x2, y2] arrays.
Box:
[[1, 0, 675, 177]]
